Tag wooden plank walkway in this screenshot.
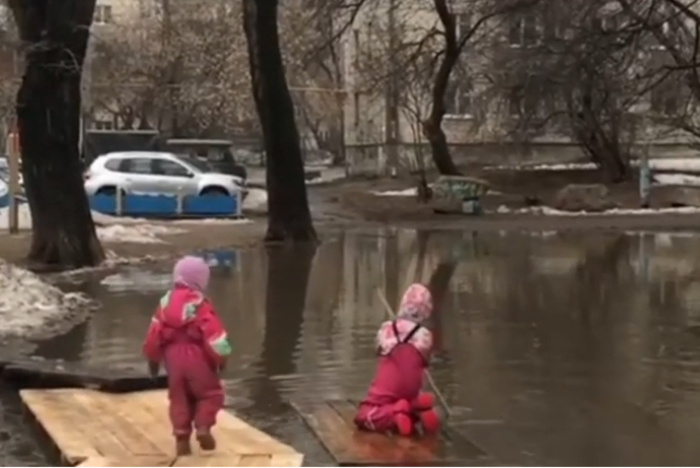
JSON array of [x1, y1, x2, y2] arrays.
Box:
[[21, 388, 303, 467], [293, 399, 485, 466]]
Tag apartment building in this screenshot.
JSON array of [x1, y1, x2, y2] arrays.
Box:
[[341, 0, 697, 169]]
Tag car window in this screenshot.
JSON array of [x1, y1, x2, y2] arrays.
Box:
[[153, 159, 191, 177], [104, 158, 122, 171], [175, 155, 212, 172], [122, 158, 153, 174]]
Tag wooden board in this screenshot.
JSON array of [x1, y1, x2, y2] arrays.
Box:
[[293, 399, 485, 466], [21, 388, 303, 467]]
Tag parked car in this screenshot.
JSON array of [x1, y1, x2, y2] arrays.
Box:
[[84, 151, 246, 198], [164, 139, 248, 180]]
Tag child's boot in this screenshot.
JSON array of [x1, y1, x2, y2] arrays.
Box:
[[196, 429, 216, 451], [392, 399, 413, 436], [419, 408, 440, 433], [411, 392, 434, 410], [175, 436, 192, 456]]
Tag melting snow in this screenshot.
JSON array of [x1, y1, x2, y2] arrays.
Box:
[[497, 205, 700, 216], [0, 259, 97, 339], [96, 224, 186, 244], [649, 158, 700, 173], [653, 173, 700, 186], [242, 188, 268, 214], [485, 163, 597, 171], [372, 188, 418, 197], [0, 204, 188, 243]]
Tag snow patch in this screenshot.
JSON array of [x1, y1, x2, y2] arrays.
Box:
[[497, 205, 700, 216], [653, 173, 700, 187], [242, 188, 267, 213], [171, 218, 252, 225], [307, 170, 346, 185], [485, 163, 597, 171], [0, 204, 186, 243], [0, 259, 96, 340], [649, 158, 700, 173], [372, 188, 417, 197], [97, 224, 186, 244]]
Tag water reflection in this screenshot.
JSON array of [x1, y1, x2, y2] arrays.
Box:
[[23, 230, 700, 465]]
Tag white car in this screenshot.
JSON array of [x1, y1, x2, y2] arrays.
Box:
[[84, 151, 246, 198]]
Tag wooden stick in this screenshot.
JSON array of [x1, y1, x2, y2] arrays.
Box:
[[376, 288, 453, 419]]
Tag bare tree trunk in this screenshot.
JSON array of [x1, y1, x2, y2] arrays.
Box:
[[9, 0, 105, 271], [422, 0, 462, 176], [242, 0, 317, 243]]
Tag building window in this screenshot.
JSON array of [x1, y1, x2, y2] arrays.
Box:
[[94, 4, 113, 24], [509, 13, 539, 47], [445, 80, 472, 117]]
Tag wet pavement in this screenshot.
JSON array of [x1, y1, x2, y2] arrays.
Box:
[[9, 228, 700, 465]]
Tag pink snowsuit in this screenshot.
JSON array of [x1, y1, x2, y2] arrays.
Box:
[[355, 284, 438, 435], [142, 257, 231, 438]]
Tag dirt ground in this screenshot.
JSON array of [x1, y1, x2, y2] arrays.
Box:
[[321, 167, 645, 222]]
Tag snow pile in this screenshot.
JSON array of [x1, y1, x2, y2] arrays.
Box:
[[649, 158, 700, 173], [372, 187, 417, 197], [242, 188, 268, 214], [485, 163, 596, 171], [97, 224, 186, 244], [0, 259, 96, 339], [497, 205, 700, 216], [653, 173, 700, 187]]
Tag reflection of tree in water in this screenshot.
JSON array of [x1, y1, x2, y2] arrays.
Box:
[[428, 261, 457, 354], [252, 246, 316, 411]]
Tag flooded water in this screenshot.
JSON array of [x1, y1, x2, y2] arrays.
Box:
[[12, 228, 700, 465]]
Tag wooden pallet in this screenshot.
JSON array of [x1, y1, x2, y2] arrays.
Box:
[[21, 388, 303, 467], [292, 399, 484, 466]]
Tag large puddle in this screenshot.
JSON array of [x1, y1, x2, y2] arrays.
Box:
[[11, 229, 700, 465]]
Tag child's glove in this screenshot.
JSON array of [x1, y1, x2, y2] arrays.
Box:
[[147, 361, 160, 379]]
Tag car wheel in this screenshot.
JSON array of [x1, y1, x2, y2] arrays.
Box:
[[96, 186, 117, 196], [200, 187, 229, 196]]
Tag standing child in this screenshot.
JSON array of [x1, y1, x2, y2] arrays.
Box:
[[354, 283, 440, 436], [143, 256, 231, 456]]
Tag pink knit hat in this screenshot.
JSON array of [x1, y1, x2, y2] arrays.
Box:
[[398, 283, 433, 323], [173, 256, 210, 292]]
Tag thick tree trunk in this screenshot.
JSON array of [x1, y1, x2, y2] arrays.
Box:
[[10, 0, 104, 270], [242, 0, 317, 243]]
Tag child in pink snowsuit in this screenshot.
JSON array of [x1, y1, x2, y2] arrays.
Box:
[[143, 256, 231, 456], [355, 283, 439, 436]]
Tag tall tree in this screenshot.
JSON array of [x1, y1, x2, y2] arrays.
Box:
[[422, 0, 539, 175], [242, 0, 317, 243], [9, 0, 104, 270]]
